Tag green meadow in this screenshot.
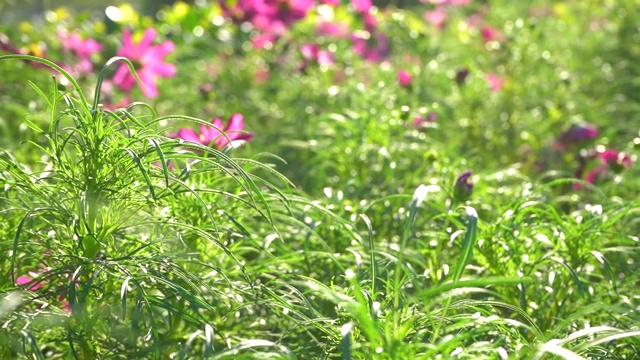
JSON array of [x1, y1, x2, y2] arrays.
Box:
[[0, 1, 639, 358]]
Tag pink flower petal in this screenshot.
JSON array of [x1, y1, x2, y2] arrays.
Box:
[[177, 128, 201, 143]]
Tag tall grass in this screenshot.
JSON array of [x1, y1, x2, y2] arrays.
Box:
[[1, 0, 640, 358]]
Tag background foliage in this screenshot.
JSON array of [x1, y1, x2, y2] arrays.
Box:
[[1, 0, 639, 358]]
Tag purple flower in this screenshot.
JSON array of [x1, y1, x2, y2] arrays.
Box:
[[176, 114, 254, 149], [453, 171, 474, 202], [557, 123, 598, 147], [113, 28, 176, 98], [455, 68, 470, 84], [398, 69, 413, 87], [352, 32, 390, 62]]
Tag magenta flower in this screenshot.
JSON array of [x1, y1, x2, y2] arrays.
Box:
[[299, 43, 334, 71], [15, 268, 71, 313], [60, 32, 102, 60], [113, 28, 176, 98], [453, 171, 474, 203], [316, 21, 350, 38], [486, 73, 505, 91], [599, 149, 633, 172], [176, 114, 254, 149], [223, 0, 313, 36], [481, 25, 504, 43], [352, 0, 373, 14], [352, 32, 390, 62], [557, 123, 598, 148], [16, 272, 44, 292], [398, 69, 413, 87], [574, 148, 632, 189], [414, 112, 438, 127]]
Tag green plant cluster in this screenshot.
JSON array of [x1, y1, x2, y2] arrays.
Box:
[[0, 0, 639, 359]]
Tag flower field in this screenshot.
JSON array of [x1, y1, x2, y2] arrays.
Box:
[[0, 0, 639, 358]]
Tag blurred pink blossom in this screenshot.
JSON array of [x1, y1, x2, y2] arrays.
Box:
[[486, 73, 505, 91], [222, 0, 313, 36], [352, 32, 390, 62], [252, 33, 278, 49], [414, 112, 437, 127], [113, 28, 176, 98], [398, 69, 412, 87], [316, 21, 350, 38], [16, 272, 44, 292], [481, 25, 504, 43], [176, 114, 254, 149], [60, 32, 102, 60], [424, 8, 447, 29], [59, 31, 102, 74], [15, 268, 71, 313], [300, 43, 334, 67], [352, 0, 373, 14], [556, 123, 598, 149], [574, 148, 632, 189]]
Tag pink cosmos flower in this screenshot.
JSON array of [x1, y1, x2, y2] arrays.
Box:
[[352, 32, 390, 62], [176, 114, 254, 149], [113, 28, 176, 98], [223, 0, 313, 36], [252, 33, 279, 49], [414, 112, 438, 127], [299, 43, 334, 71], [481, 25, 504, 43], [352, 0, 373, 14], [398, 69, 412, 87], [424, 8, 447, 29], [486, 73, 505, 91], [16, 272, 44, 292], [59, 31, 102, 74], [60, 32, 102, 59], [316, 21, 350, 38], [15, 268, 71, 313], [574, 148, 633, 189]]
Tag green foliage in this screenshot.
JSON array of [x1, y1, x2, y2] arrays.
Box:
[[1, 0, 640, 358]]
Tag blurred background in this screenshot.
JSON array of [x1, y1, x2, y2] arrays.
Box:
[[2, 0, 425, 23]]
